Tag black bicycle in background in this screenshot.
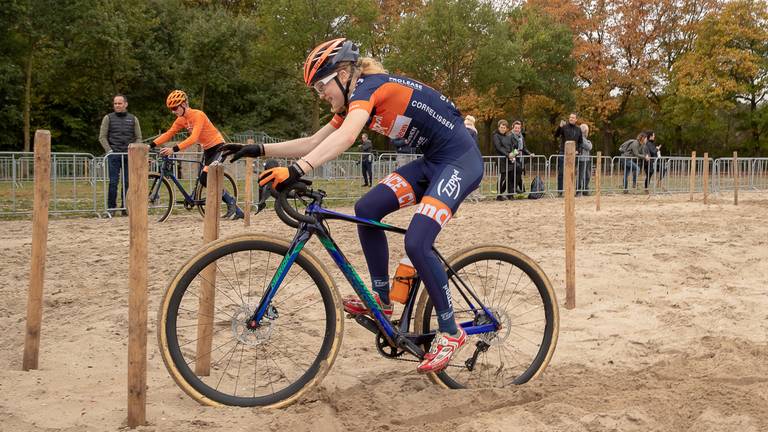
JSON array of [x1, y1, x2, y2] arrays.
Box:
[[147, 154, 238, 222]]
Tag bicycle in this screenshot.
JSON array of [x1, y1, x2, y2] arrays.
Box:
[[147, 153, 238, 222], [157, 180, 559, 407]]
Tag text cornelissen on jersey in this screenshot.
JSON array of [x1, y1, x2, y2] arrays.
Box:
[[410, 101, 455, 130], [389, 77, 423, 91]]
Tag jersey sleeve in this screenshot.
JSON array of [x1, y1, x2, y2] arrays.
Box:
[[153, 117, 184, 145]]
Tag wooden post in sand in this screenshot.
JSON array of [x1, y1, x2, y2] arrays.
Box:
[[733, 151, 739, 206], [244, 138, 255, 226], [689, 151, 696, 201], [595, 151, 602, 211], [196, 164, 222, 376], [703, 152, 709, 204], [126, 143, 148, 428], [22, 130, 51, 371], [564, 141, 576, 309]]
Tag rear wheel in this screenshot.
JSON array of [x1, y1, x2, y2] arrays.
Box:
[[194, 172, 238, 218], [414, 245, 559, 389], [148, 173, 174, 222], [157, 234, 344, 407]]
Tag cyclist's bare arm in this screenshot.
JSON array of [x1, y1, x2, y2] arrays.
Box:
[[296, 110, 368, 173], [263, 123, 337, 158]]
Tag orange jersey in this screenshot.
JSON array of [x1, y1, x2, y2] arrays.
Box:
[[153, 108, 224, 150]]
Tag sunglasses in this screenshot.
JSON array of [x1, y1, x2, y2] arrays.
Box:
[[313, 72, 338, 94]]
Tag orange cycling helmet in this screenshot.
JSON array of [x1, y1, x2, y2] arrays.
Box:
[[166, 90, 187, 109], [303, 38, 360, 86]]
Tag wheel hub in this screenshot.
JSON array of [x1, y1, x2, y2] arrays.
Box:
[[476, 308, 512, 346], [231, 304, 275, 346]]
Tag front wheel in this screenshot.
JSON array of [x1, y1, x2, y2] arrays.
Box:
[[148, 173, 174, 222], [414, 245, 559, 389], [194, 172, 238, 218], [157, 234, 344, 407]]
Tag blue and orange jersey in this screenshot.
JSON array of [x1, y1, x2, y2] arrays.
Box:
[[330, 74, 470, 157], [153, 108, 224, 151]]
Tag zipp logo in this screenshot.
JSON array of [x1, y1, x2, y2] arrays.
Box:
[[414, 196, 452, 227], [436, 169, 462, 200], [380, 173, 416, 208]]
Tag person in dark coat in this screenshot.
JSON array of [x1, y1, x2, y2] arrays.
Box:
[[493, 120, 515, 200], [554, 113, 584, 196]]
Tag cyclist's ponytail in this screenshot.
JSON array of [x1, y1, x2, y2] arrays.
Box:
[[336, 57, 387, 79], [357, 57, 387, 76]]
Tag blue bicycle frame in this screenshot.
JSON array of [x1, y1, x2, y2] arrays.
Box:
[[152, 156, 205, 204], [248, 198, 502, 356]]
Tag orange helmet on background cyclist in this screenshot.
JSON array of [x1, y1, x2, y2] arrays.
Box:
[[166, 90, 188, 109]]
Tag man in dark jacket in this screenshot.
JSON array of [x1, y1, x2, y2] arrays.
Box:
[[99, 94, 142, 216], [643, 131, 659, 191], [554, 113, 584, 196], [359, 133, 373, 186], [493, 120, 515, 200]]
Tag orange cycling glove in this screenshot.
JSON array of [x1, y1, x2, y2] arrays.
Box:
[[258, 163, 304, 191]]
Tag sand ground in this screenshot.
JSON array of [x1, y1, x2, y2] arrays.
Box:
[[1, 192, 767, 432]]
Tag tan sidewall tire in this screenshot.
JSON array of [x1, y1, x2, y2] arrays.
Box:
[[414, 244, 559, 388], [156, 233, 344, 407]]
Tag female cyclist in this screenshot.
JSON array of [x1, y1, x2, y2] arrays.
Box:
[[152, 90, 244, 220], [221, 38, 483, 373]]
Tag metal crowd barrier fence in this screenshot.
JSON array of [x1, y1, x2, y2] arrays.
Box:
[[548, 154, 600, 196], [484, 155, 548, 198], [3, 150, 768, 218], [713, 157, 768, 193], [1, 152, 98, 216], [747, 158, 768, 191]]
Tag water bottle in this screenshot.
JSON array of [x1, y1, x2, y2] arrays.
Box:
[[390, 257, 416, 304]]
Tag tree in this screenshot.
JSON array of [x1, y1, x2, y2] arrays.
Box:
[[673, 0, 768, 155], [473, 4, 575, 137], [255, 0, 377, 132], [387, 0, 496, 99]]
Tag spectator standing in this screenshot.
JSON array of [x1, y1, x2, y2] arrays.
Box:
[[391, 137, 413, 168], [577, 123, 593, 196], [464, 115, 478, 144], [644, 131, 659, 192], [620, 132, 649, 193], [554, 113, 584, 196], [509, 120, 531, 194], [99, 94, 142, 217], [492, 119, 515, 200], [359, 133, 373, 186]]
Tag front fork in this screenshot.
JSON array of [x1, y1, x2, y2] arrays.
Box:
[[246, 230, 310, 329]]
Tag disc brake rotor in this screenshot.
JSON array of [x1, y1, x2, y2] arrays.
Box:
[[476, 308, 512, 346], [230, 304, 275, 347]]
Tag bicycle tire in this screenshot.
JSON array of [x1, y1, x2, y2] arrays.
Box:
[[414, 245, 559, 389], [148, 172, 174, 222], [194, 172, 238, 218], [157, 234, 344, 407]]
